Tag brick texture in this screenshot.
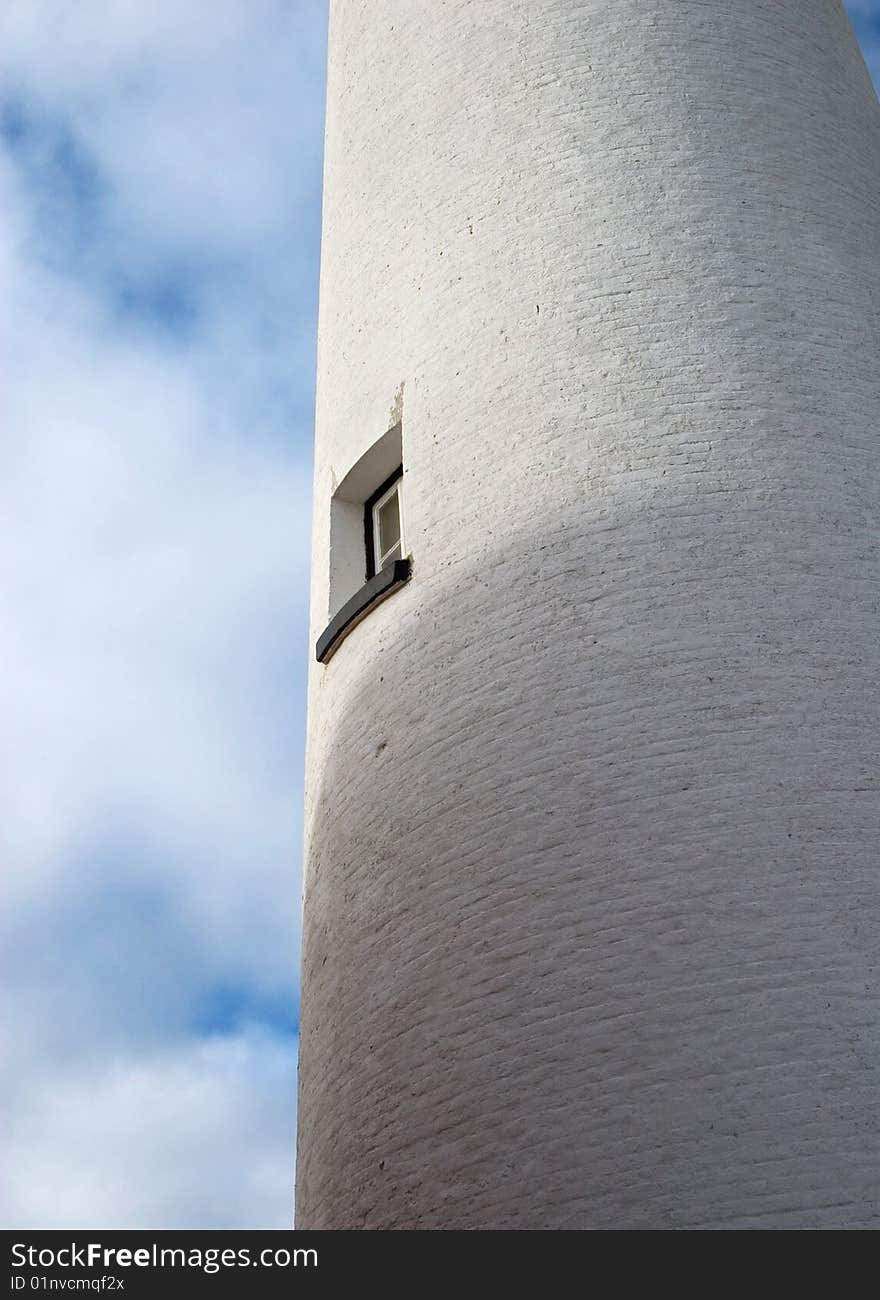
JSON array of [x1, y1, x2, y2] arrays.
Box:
[[297, 0, 880, 1228]]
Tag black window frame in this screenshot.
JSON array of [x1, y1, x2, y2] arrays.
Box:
[[364, 465, 404, 579]]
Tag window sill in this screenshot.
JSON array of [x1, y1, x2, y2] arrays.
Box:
[[316, 557, 412, 663]]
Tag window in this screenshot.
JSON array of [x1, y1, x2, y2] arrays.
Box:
[[365, 468, 404, 578], [318, 429, 411, 663]]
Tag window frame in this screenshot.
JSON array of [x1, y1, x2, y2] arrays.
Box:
[[364, 465, 404, 578]]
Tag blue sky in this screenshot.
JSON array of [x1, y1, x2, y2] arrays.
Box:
[[1, 0, 325, 1228], [1, 2, 878, 1229]]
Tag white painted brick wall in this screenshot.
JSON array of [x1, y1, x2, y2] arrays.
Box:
[[297, 0, 880, 1228]]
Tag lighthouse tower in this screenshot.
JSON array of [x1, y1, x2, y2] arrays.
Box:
[[297, 1, 880, 1229]]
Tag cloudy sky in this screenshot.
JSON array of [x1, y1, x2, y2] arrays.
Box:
[[1, 0, 324, 1229], [1, 2, 878, 1230]]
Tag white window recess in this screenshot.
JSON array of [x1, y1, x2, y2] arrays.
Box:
[[328, 421, 403, 619]]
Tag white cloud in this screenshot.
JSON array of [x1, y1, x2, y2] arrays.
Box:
[[1, 185, 310, 971], [1, 1030, 296, 1229], [0, 0, 327, 255], [1, 0, 324, 1228]]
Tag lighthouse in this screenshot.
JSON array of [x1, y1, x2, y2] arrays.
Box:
[[297, 1, 880, 1229]]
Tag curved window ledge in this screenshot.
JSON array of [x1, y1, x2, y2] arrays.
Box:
[[316, 557, 412, 664]]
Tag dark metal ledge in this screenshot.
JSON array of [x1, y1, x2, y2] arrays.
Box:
[[316, 557, 412, 663]]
